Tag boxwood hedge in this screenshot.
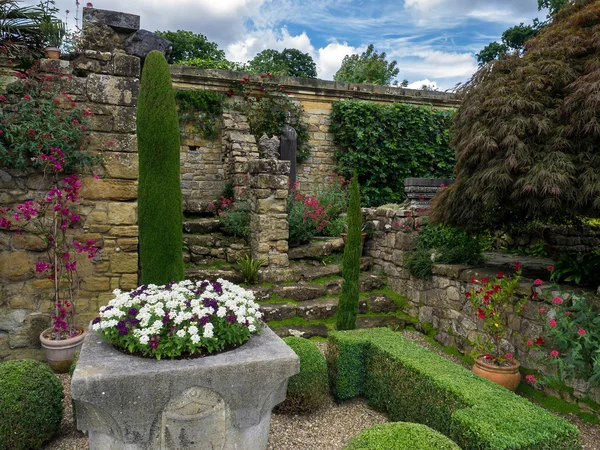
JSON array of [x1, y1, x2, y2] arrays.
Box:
[[345, 422, 461, 450], [279, 337, 328, 414], [0, 359, 64, 450], [327, 328, 581, 450]]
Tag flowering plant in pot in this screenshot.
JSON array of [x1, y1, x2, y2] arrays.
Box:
[[466, 262, 529, 390], [92, 278, 263, 359], [0, 148, 98, 372]]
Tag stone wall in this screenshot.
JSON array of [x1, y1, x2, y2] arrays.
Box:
[[170, 67, 460, 198], [501, 224, 600, 254], [0, 9, 141, 361], [364, 205, 600, 408]]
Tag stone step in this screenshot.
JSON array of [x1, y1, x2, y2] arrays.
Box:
[[288, 238, 345, 260], [249, 273, 386, 302], [185, 266, 243, 283], [260, 293, 398, 322], [284, 257, 373, 282], [271, 315, 409, 339], [183, 218, 221, 234]]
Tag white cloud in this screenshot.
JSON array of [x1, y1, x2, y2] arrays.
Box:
[[407, 79, 438, 90], [227, 28, 315, 63], [315, 41, 362, 80]]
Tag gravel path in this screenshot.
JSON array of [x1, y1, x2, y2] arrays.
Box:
[[43, 333, 599, 449]]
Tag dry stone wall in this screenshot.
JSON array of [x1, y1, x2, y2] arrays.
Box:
[[0, 9, 141, 361]]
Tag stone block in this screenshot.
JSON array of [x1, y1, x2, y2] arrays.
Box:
[[108, 225, 139, 237], [107, 202, 137, 224], [0, 251, 32, 280], [103, 153, 139, 179], [0, 308, 26, 332], [87, 73, 139, 106], [113, 53, 141, 77], [81, 277, 111, 292], [120, 273, 139, 290], [110, 252, 138, 273], [81, 177, 137, 200], [12, 234, 46, 251], [72, 326, 298, 450], [82, 7, 140, 33]]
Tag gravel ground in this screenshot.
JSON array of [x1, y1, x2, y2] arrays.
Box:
[[44, 334, 599, 449]]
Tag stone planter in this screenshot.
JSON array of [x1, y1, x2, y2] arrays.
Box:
[[472, 356, 521, 391], [72, 326, 299, 450], [40, 327, 86, 373]]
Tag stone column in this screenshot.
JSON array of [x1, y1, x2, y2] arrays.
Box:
[[245, 160, 290, 268]]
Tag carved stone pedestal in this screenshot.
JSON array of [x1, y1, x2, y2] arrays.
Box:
[[71, 326, 299, 450]]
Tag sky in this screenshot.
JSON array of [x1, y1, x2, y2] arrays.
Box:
[[40, 0, 547, 91]]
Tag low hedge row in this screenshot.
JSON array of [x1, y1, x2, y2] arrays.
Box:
[[327, 328, 581, 450], [278, 337, 328, 414], [345, 422, 461, 450]]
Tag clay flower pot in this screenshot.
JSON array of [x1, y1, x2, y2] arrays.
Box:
[[40, 327, 86, 373], [472, 356, 521, 391], [45, 47, 61, 59], [341, 232, 367, 245]]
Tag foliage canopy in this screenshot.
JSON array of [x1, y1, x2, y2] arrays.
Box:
[[334, 44, 399, 85], [156, 30, 226, 64], [247, 48, 317, 78], [433, 0, 600, 229]]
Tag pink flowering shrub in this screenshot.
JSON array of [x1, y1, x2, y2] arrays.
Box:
[[207, 191, 250, 238], [0, 59, 97, 171], [287, 182, 329, 245], [0, 149, 98, 340]]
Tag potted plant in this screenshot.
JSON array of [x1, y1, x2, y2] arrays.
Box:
[[0, 148, 98, 372], [466, 263, 528, 391], [39, 19, 65, 59]]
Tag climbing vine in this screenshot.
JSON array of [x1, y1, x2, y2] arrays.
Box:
[[174, 89, 225, 140], [331, 100, 455, 207]]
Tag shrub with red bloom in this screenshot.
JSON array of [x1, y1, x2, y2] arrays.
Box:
[[548, 319, 557, 328], [550, 350, 560, 357], [533, 279, 544, 286]]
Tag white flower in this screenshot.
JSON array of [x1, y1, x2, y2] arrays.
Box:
[[203, 323, 214, 338], [139, 335, 149, 345], [191, 334, 201, 344], [217, 306, 227, 317], [248, 324, 256, 332], [176, 329, 186, 338], [188, 325, 198, 336]]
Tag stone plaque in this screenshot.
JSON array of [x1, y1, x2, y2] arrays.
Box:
[[161, 387, 227, 450]]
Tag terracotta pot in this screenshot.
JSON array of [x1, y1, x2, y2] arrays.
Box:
[[472, 356, 521, 391], [40, 327, 85, 373], [45, 47, 61, 60], [341, 232, 367, 245]]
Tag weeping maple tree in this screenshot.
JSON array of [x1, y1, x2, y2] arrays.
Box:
[[433, 0, 600, 229]]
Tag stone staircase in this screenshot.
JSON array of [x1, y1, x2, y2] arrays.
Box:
[[182, 220, 409, 337]]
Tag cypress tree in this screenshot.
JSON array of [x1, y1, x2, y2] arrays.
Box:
[[336, 171, 362, 330], [137, 50, 184, 285]]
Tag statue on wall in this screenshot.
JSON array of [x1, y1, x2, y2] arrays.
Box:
[[258, 134, 280, 160], [280, 112, 297, 186]]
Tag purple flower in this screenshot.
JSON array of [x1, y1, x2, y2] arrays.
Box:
[[92, 317, 101, 325], [226, 314, 236, 323], [199, 315, 210, 327], [212, 282, 223, 294], [127, 307, 139, 317]]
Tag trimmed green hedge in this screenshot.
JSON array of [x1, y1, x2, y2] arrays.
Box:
[[279, 337, 328, 413], [0, 359, 64, 450], [331, 100, 454, 207], [345, 422, 461, 450], [327, 328, 581, 450]]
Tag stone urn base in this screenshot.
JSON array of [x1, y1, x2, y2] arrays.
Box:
[[71, 326, 299, 450], [472, 356, 521, 391], [40, 327, 86, 373]]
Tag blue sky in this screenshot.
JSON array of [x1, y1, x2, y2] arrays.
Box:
[[40, 0, 547, 90]]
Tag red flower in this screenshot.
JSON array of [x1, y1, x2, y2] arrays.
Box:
[[550, 350, 559, 357], [513, 261, 522, 270], [546, 265, 554, 271], [484, 354, 491, 360], [564, 311, 571, 316], [533, 279, 543, 286], [23, 95, 31, 100], [535, 337, 544, 345], [578, 328, 586, 336], [497, 271, 504, 278], [465, 292, 471, 299], [481, 277, 489, 283], [525, 374, 537, 384], [477, 308, 486, 319], [505, 352, 514, 359], [548, 319, 557, 328], [538, 308, 546, 314], [471, 277, 478, 283], [526, 339, 534, 346], [552, 297, 563, 305]]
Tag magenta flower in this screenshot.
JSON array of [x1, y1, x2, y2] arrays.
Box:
[[578, 328, 586, 336], [548, 319, 557, 328], [550, 350, 560, 357], [552, 297, 563, 305], [533, 279, 543, 286]]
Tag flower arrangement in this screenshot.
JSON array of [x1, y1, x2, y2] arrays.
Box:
[[467, 263, 528, 365], [92, 279, 263, 359], [0, 148, 98, 339]]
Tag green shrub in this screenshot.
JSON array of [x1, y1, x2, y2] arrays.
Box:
[[237, 254, 265, 284], [174, 89, 225, 140], [137, 50, 185, 285], [331, 100, 455, 207], [406, 224, 484, 279], [336, 173, 362, 330], [279, 337, 328, 414], [345, 422, 461, 450], [0, 359, 64, 450], [327, 329, 581, 450]]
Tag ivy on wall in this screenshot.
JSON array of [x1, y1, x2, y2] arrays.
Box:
[[330, 100, 455, 207], [174, 89, 225, 140]]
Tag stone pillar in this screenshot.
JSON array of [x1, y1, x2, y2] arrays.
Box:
[[404, 177, 454, 210], [246, 160, 290, 268]]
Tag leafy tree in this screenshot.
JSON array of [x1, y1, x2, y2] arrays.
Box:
[[336, 171, 362, 331], [247, 48, 317, 78], [334, 44, 399, 85], [432, 0, 600, 229], [539, 0, 569, 16], [155, 30, 225, 64], [137, 50, 184, 284], [0, 0, 53, 47]]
